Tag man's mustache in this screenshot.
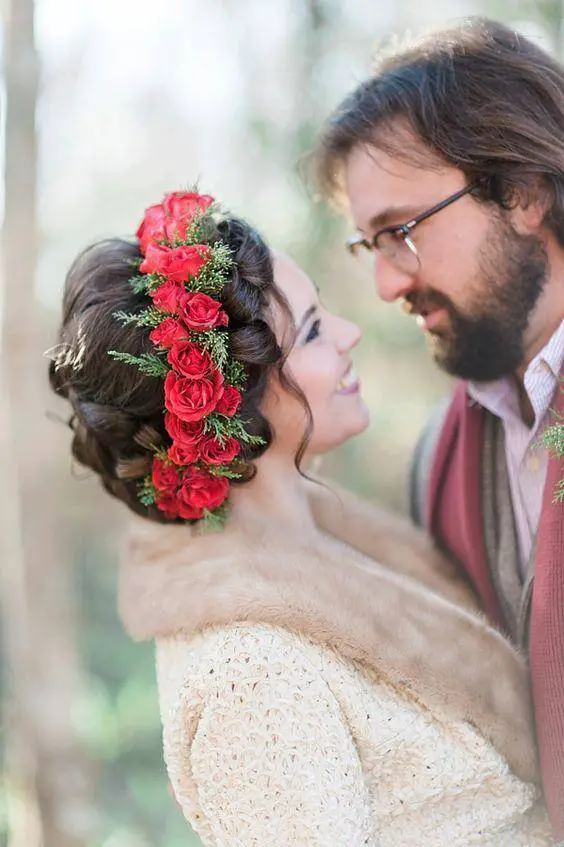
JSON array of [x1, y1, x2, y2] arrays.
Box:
[[402, 289, 455, 317]]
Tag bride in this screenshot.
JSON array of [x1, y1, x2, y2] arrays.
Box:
[[49, 190, 550, 845]]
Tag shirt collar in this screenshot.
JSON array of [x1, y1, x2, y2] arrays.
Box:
[[538, 318, 564, 378], [467, 319, 564, 421]]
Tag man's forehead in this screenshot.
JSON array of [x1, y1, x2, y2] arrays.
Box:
[[344, 143, 461, 229]]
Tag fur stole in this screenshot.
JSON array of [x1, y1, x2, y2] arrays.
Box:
[[119, 509, 539, 785]]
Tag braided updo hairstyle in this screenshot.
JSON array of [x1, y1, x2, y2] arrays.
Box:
[[49, 217, 296, 522]]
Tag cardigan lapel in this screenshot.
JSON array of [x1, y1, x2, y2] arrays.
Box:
[[529, 381, 564, 839], [427, 381, 506, 628]]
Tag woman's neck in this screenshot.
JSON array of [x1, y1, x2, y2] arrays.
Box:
[[229, 451, 318, 536]]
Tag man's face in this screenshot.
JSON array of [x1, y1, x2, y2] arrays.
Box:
[[344, 142, 548, 381]]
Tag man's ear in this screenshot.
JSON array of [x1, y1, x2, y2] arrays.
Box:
[[510, 178, 552, 235]]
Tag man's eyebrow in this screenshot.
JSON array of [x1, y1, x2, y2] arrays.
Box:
[[296, 304, 317, 335], [366, 204, 422, 233]]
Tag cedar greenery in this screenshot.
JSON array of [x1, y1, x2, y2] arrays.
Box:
[[199, 503, 230, 532], [138, 477, 157, 507], [113, 306, 162, 328], [541, 405, 564, 504], [194, 329, 229, 371], [204, 412, 264, 447], [107, 350, 169, 378], [225, 360, 246, 389]]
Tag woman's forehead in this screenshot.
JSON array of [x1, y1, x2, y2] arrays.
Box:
[[272, 251, 317, 316]]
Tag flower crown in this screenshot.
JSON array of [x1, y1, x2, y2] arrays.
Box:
[[109, 190, 263, 528]]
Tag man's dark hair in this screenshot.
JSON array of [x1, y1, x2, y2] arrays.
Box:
[[315, 17, 564, 245]]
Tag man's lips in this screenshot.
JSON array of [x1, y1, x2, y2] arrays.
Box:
[[415, 307, 449, 332]]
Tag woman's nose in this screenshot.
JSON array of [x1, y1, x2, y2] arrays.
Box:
[[336, 317, 362, 353]]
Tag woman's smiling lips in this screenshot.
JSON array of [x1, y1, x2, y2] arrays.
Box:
[[337, 363, 360, 395]]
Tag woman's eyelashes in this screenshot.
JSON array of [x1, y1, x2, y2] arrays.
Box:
[[304, 318, 321, 343]]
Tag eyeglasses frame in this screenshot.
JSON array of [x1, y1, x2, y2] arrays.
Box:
[[346, 180, 481, 266]]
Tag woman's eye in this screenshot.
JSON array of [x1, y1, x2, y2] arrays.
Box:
[[305, 319, 321, 343]]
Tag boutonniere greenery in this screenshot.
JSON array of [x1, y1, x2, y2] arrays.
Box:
[[541, 404, 564, 503]]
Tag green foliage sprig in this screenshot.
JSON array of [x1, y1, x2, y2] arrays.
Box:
[[541, 420, 564, 458], [107, 350, 168, 378], [113, 306, 163, 329], [204, 412, 264, 448], [194, 329, 229, 371], [541, 410, 564, 504], [187, 243, 233, 296], [198, 503, 230, 533], [138, 477, 157, 507], [225, 360, 247, 389]]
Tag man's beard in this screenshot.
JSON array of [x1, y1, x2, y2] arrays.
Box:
[[406, 219, 548, 381]]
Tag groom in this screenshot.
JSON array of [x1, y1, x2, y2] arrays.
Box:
[[314, 16, 564, 840]]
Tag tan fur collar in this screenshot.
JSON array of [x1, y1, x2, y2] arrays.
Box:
[[119, 514, 539, 784]]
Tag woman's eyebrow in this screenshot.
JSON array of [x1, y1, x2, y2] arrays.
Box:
[[296, 304, 317, 334]]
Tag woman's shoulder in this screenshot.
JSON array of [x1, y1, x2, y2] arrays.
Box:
[[157, 623, 376, 846], [155, 622, 371, 742], [155, 623, 342, 700], [154, 622, 452, 744]]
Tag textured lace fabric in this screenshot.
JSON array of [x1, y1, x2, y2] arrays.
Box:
[[156, 624, 551, 847]]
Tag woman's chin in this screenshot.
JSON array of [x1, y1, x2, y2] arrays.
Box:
[[309, 403, 372, 454], [339, 394, 371, 436], [348, 401, 371, 438]]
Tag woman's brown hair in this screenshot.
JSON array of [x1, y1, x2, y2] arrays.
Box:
[[49, 216, 312, 522], [314, 17, 564, 245]]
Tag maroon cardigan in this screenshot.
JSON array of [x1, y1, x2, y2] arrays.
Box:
[[427, 379, 564, 839]]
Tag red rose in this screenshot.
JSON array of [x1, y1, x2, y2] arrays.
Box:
[[164, 369, 224, 422], [179, 291, 228, 332], [149, 317, 190, 348], [168, 442, 200, 466], [164, 413, 205, 448], [199, 434, 240, 465], [163, 203, 212, 244], [177, 467, 229, 512], [136, 193, 213, 254], [136, 203, 167, 253], [140, 243, 211, 283], [163, 216, 192, 244], [167, 342, 214, 379], [166, 412, 202, 465], [155, 490, 203, 521], [176, 500, 205, 520], [151, 457, 180, 492], [154, 491, 181, 519], [215, 385, 242, 417], [149, 279, 186, 314], [162, 191, 213, 220]]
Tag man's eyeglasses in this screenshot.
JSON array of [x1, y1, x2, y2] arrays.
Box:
[[346, 181, 480, 274]]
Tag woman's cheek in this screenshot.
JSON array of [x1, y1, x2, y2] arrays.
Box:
[[311, 346, 341, 392], [285, 345, 340, 405]]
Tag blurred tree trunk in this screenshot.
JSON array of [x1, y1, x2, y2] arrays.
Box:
[[291, 0, 337, 269], [0, 2, 97, 846]]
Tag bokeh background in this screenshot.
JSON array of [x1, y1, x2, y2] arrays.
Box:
[[1, 2, 562, 845]]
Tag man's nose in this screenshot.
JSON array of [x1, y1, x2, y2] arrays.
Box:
[[374, 253, 416, 303]]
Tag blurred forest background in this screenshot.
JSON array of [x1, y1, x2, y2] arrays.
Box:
[[1, 1, 563, 845]]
